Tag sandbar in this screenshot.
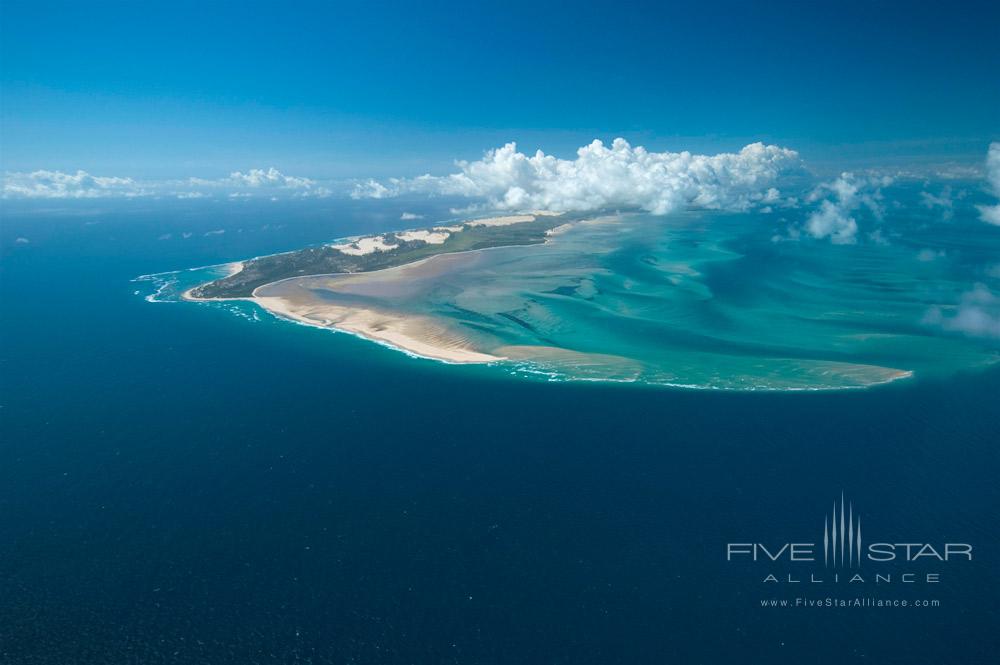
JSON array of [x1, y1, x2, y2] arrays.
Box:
[[251, 291, 503, 364]]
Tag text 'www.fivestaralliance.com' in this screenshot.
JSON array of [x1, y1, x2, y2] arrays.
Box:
[[760, 597, 941, 609]]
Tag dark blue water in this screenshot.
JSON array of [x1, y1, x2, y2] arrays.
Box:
[[2, 200, 998, 664]]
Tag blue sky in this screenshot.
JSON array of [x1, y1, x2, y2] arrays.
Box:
[[2, 0, 998, 179]]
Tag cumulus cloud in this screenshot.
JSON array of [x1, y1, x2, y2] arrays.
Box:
[[802, 173, 892, 244], [2, 169, 145, 199], [976, 142, 1000, 225], [400, 212, 424, 220], [224, 167, 315, 190], [924, 284, 1000, 338], [979, 204, 1000, 226], [186, 167, 331, 197], [805, 200, 859, 244], [352, 139, 799, 214]]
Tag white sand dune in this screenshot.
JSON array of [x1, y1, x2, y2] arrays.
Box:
[[328, 211, 565, 255], [331, 235, 399, 255], [397, 229, 450, 244], [465, 214, 536, 227]]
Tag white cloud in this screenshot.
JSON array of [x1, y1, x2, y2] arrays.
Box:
[[225, 167, 314, 190], [355, 179, 391, 199], [920, 188, 954, 220], [15, 237, 30, 244], [805, 200, 859, 244], [934, 164, 983, 180], [3, 167, 330, 199], [188, 167, 331, 197], [924, 284, 1000, 338], [985, 143, 1000, 191], [802, 173, 891, 244], [352, 139, 799, 214], [920, 190, 952, 209], [981, 205, 1000, 226], [400, 211, 424, 220], [976, 142, 1000, 225], [2, 169, 145, 199]]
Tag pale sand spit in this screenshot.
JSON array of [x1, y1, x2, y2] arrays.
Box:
[[252, 294, 503, 364]]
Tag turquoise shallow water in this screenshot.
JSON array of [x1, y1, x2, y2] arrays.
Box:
[[149, 209, 1000, 391]]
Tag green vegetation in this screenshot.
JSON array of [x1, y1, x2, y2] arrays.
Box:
[[190, 216, 571, 299]]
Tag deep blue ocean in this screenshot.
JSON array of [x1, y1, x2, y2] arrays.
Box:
[[1, 199, 998, 664]]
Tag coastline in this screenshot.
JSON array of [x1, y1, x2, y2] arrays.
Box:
[[250, 293, 504, 364], [183, 263, 503, 364], [180, 261, 245, 302]]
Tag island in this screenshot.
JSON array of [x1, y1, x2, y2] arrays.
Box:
[[188, 212, 571, 299], [182, 212, 581, 365]]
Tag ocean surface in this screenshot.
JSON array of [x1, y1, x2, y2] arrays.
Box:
[[2, 197, 998, 663]]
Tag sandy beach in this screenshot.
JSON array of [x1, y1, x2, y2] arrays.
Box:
[[241, 250, 510, 363], [251, 292, 503, 364], [182, 259, 503, 363]]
